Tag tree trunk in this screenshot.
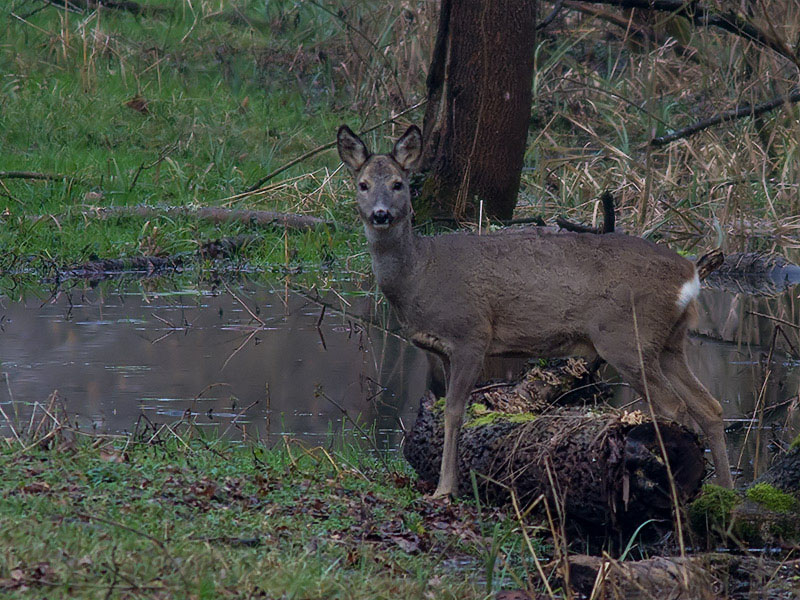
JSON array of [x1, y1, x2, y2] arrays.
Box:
[[417, 0, 538, 222]]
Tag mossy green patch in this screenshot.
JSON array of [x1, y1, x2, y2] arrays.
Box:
[[688, 483, 742, 534], [464, 403, 536, 428], [746, 483, 799, 513]]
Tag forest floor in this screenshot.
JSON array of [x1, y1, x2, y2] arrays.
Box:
[[0, 424, 541, 600]]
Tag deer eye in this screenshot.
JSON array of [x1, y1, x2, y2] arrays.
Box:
[[392, 181, 403, 191], [358, 181, 369, 191]]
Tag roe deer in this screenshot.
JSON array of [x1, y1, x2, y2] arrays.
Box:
[[337, 124, 733, 498]]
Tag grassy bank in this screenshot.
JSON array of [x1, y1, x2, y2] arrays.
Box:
[[0, 0, 405, 290], [2, 0, 798, 294], [0, 422, 541, 599]]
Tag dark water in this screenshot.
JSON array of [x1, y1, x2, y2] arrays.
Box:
[[0, 276, 798, 483]]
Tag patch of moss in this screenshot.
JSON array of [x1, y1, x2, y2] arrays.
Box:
[[465, 407, 536, 428], [433, 398, 447, 412], [789, 433, 800, 450], [746, 483, 799, 513], [689, 484, 742, 534], [469, 403, 489, 416]]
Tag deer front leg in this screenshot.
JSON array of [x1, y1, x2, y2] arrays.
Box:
[[433, 353, 483, 499]]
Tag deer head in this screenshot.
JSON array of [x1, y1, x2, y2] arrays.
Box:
[[337, 125, 422, 231]]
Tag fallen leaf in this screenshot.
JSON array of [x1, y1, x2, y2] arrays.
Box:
[[20, 481, 50, 494], [125, 95, 149, 114]]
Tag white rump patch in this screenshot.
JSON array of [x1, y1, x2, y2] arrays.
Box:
[[676, 271, 701, 310]]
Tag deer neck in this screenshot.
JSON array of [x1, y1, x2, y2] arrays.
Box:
[[364, 218, 419, 306]]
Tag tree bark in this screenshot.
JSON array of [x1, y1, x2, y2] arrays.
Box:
[[417, 0, 538, 222]]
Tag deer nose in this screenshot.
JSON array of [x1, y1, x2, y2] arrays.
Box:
[[371, 209, 394, 227]]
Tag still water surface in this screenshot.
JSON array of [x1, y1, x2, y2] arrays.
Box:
[[0, 276, 798, 482]]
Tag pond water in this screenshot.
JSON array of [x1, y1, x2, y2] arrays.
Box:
[[0, 272, 798, 484], [0, 280, 429, 451]]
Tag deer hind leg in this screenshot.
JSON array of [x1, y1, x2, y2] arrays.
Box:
[[660, 347, 732, 488], [433, 351, 483, 499], [591, 334, 688, 423]]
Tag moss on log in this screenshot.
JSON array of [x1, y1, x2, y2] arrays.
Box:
[[689, 445, 800, 546]]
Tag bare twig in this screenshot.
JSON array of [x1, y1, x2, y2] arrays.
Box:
[[746, 311, 800, 331], [537, 0, 564, 30]]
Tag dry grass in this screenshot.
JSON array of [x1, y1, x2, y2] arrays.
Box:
[[517, 0, 800, 254]]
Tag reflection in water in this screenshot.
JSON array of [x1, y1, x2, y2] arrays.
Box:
[[0, 277, 798, 486], [0, 281, 429, 449]]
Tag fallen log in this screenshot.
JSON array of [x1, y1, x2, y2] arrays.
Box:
[[0, 171, 71, 182], [61, 256, 181, 279], [702, 251, 800, 296], [565, 553, 800, 600], [404, 367, 705, 531], [94, 205, 336, 231], [56, 235, 258, 281]]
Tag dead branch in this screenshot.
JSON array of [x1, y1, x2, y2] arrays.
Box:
[[651, 88, 800, 146], [94, 205, 339, 231], [536, 0, 564, 30], [563, 0, 694, 57], [0, 171, 71, 182], [695, 248, 723, 280], [566, 554, 800, 600], [575, 0, 799, 65], [556, 191, 616, 233], [62, 0, 173, 16]]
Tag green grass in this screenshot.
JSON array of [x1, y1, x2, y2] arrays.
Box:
[[0, 0, 406, 290], [2, 0, 798, 290], [0, 428, 543, 599]]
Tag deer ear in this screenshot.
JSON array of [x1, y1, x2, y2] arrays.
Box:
[[337, 125, 370, 173], [391, 125, 422, 171]]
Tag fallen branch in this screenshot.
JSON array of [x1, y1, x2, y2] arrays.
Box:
[[56, 235, 259, 281], [563, 0, 694, 58], [689, 444, 800, 547], [94, 205, 338, 231], [702, 251, 800, 296], [60, 0, 173, 16], [651, 88, 800, 147], [0, 171, 71, 182], [556, 191, 616, 234], [566, 553, 800, 599]]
